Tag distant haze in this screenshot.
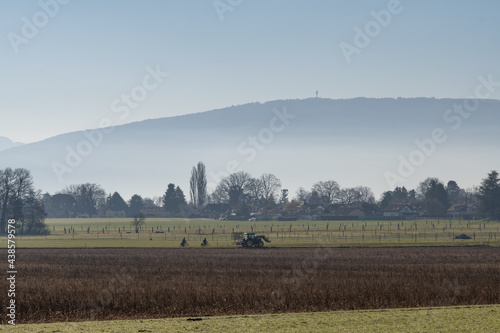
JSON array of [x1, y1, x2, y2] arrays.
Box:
[[0, 98, 498, 200], [0, 137, 23, 152], [2, 1, 500, 143]]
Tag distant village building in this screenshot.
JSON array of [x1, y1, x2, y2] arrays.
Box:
[[143, 207, 169, 218], [446, 203, 478, 219], [320, 205, 365, 220], [334, 207, 365, 217], [283, 201, 305, 215], [383, 204, 414, 217], [105, 210, 127, 218]]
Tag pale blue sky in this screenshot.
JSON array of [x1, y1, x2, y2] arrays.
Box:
[[2, 0, 500, 143]]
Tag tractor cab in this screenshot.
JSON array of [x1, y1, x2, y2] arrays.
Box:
[[244, 233, 256, 240]]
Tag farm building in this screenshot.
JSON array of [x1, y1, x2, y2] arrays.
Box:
[[320, 206, 365, 220], [283, 201, 305, 215], [305, 204, 325, 215], [334, 207, 365, 217], [383, 204, 414, 217], [446, 203, 479, 219], [142, 207, 169, 218]]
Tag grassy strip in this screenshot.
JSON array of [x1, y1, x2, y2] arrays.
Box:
[[2, 218, 499, 248], [2, 305, 499, 332]]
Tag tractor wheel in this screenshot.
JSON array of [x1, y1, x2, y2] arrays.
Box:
[[258, 240, 264, 247], [246, 239, 253, 247]]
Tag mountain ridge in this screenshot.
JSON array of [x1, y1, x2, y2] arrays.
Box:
[[1, 97, 499, 199], [0, 136, 24, 152]]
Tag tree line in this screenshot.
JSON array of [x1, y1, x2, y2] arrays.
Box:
[[0, 168, 46, 234], [1, 163, 499, 234]]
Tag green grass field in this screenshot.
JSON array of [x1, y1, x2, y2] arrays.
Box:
[[3, 305, 499, 332], [3, 217, 499, 248], [3, 219, 499, 332]]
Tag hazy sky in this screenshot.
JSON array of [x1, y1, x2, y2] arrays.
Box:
[[2, 0, 500, 143]]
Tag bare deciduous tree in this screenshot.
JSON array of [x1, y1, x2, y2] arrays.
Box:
[[312, 180, 340, 203], [217, 171, 253, 207], [196, 162, 207, 208], [190, 167, 198, 208], [209, 184, 228, 204], [338, 186, 375, 205], [353, 186, 375, 204], [246, 178, 263, 204], [0, 168, 46, 234], [131, 212, 146, 232], [62, 183, 106, 217], [190, 162, 207, 209], [260, 173, 281, 202], [338, 188, 358, 205], [295, 187, 310, 202], [0, 168, 16, 232], [20, 190, 46, 234]]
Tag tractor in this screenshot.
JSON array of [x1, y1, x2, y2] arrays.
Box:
[[234, 232, 271, 248]]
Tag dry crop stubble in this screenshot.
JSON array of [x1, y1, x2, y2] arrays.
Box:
[[1, 247, 499, 324]]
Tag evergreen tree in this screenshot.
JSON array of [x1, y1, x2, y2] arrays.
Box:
[[128, 194, 144, 217], [175, 186, 187, 207], [163, 184, 187, 214], [446, 180, 461, 204], [478, 170, 500, 219], [163, 184, 177, 214], [393, 186, 408, 203], [379, 191, 393, 208], [107, 192, 128, 213], [422, 178, 449, 215], [408, 189, 417, 203]]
